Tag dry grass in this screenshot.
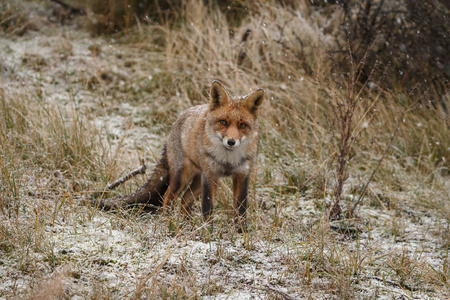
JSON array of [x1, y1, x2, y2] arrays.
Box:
[[0, 0, 449, 299]]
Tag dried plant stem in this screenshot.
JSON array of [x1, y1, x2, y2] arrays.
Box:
[[348, 114, 402, 217], [349, 93, 422, 217]]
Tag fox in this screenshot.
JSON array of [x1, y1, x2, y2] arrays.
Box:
[[94, 81, 265, 229]]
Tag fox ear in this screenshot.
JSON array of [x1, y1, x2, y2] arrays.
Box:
[[242, 89, 265, 117], [210, 81, 230, 109]]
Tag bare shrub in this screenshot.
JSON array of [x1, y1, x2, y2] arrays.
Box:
[[329, 0, 449, 94], [321, 47, 380, 219]]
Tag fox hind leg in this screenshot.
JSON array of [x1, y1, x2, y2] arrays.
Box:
[[163, 168, 189, 210], [181, 174, 201, 217]]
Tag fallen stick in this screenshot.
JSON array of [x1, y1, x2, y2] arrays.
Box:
[[106, 160, 147, 190], [85, 152, 169, 210]]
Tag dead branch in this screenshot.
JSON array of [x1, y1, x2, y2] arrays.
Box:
[[107, 160, 147, 190]]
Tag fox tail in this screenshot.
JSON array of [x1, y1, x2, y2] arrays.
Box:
[[92, 146, 169, 210]]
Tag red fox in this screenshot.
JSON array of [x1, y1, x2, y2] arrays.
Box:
[[95, 81, 265, 229]]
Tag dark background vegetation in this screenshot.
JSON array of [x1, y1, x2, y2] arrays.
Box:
[[79, 0, 450, 94]]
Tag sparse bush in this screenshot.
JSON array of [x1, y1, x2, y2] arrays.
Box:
[[327, 0, 449, 95]]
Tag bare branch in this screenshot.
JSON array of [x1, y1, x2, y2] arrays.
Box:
[[107, 160, 147, 190]]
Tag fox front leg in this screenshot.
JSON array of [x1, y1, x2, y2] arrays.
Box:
[[201, 173, 217, 223], [232, 173, 250, 233]]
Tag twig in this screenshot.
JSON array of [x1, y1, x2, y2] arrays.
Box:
[[107, 160, 147, 190]]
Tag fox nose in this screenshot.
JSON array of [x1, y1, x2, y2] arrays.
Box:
[[227, 139, 236, 146]]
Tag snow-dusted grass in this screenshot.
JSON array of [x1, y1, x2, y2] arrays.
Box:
[[1, 188, 448, 298], [1, 0, 449, 299]]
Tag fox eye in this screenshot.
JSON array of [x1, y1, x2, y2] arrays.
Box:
[[239, 123, 247, 129], [219, 120, 228, 126]]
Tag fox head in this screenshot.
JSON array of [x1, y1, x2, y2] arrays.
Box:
[[207, 81, 265, 150]]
